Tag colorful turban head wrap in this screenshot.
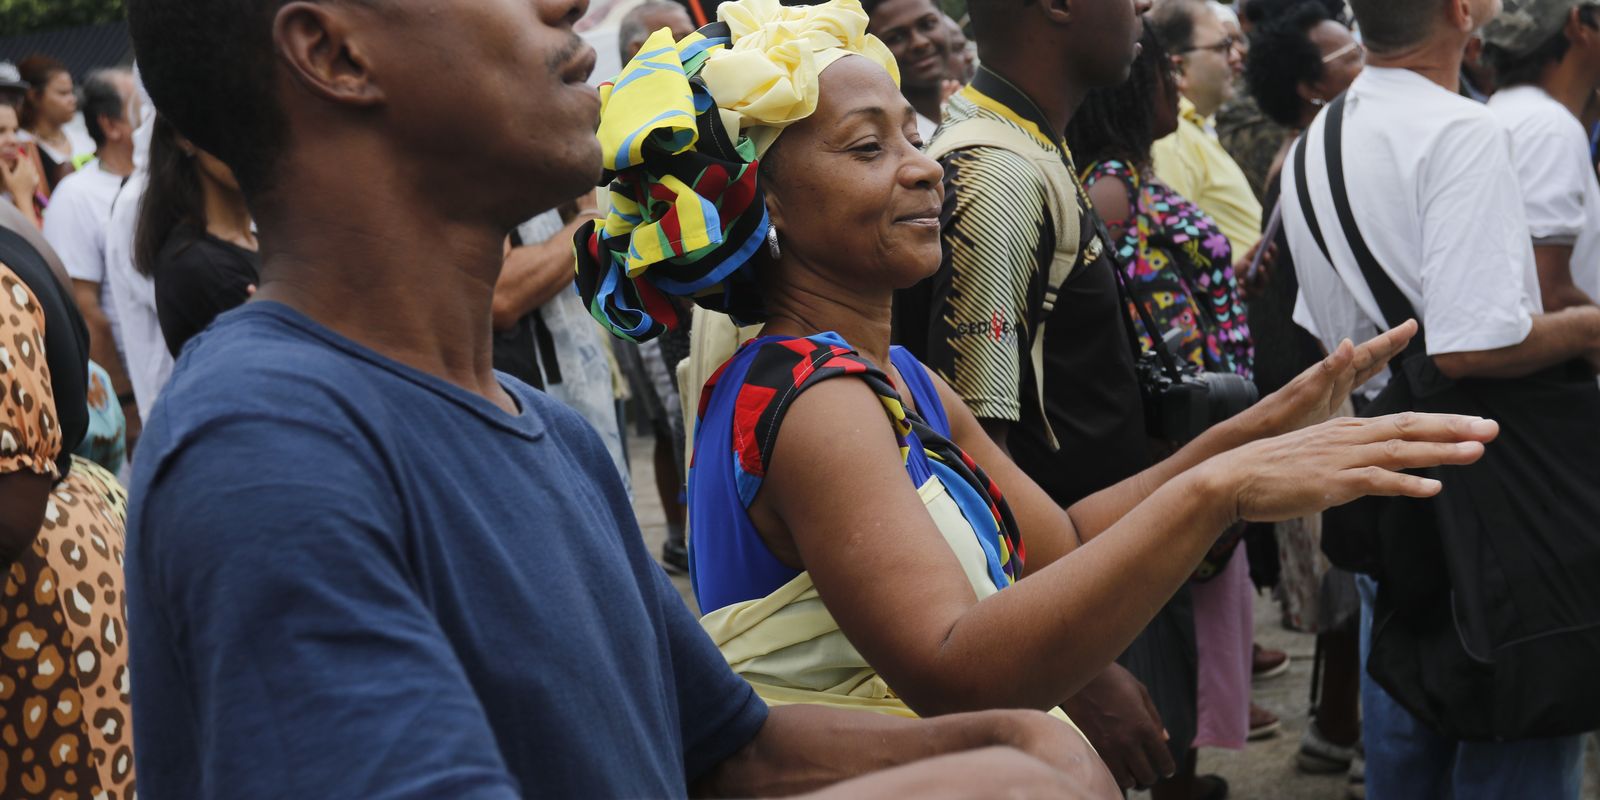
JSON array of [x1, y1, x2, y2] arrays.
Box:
[[573, 0, 899, 343]]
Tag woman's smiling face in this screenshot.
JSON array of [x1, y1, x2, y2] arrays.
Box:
[[761, 56, 946, 294]]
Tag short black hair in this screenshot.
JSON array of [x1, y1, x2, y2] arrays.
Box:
[[127, 0, 291, 198], [80, 70, 126, 148], [1065, 22, 1173, 169], [1347, 0, 1437, 53], [1485, 7, 1598, 88], [1245, 2, 1329, 127]]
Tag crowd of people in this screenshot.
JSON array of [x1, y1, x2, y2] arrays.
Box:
[[1, 0, 1598, 797]]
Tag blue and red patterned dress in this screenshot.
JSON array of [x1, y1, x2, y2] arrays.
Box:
[[687, 332, 1023, 614]]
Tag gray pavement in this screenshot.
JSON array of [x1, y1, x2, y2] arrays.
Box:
[[624, 434, 1600, 799]]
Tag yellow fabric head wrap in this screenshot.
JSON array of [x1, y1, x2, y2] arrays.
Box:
[[575, 0, 899, 342], [700, 0, 900, 155]]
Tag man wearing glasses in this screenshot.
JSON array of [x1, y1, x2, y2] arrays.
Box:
[[1151, 0, 1265, 259]]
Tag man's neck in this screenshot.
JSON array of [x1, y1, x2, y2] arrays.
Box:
[[902, 84, 944, 127], [975, 57, 1084, 138], [1186, 92, 1222, 121], [1538, 58, 1600, 120], [250, 153, 520, 411], [97, 144, 133, 178], [1366, 38, 1467, 94]]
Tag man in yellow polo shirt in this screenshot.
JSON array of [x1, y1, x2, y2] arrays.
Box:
[[1151, 0, 1264, 257]]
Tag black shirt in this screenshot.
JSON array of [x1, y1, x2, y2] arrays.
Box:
[[153, 226, 261, 357]]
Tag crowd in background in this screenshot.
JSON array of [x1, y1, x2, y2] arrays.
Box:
[[1, 0, 1598, 797]]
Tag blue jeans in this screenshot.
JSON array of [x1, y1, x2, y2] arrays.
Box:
[[1357, 576, 1584, 799]]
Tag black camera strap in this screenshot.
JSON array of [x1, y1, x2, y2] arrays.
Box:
[[1100, 214, 1188, 382]]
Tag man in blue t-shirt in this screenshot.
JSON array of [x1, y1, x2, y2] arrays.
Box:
[[120, 0, 1113, 797]]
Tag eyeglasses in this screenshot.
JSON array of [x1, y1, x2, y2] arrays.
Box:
[[1180, 35, 1240, 56], [1321, 40, 1365, 64]]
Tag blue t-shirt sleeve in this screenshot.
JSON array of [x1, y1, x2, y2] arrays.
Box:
[[648, 563, 769, 782], [130, 415, 520, 799]]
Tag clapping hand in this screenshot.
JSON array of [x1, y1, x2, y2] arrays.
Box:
[[1220, 411, 1498, 524], [1253, 320, 1419, 436]]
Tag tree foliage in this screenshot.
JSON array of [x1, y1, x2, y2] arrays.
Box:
[[0, 0, 125, 38]]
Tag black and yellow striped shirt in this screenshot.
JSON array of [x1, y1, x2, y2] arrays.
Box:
[[894, 66, 1150, 506]]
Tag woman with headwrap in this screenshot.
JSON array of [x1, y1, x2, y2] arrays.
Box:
[[0, 213, 133, 800], [575, 0, 1491, 757]]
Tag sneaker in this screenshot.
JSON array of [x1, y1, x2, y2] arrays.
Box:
[[661, 537, 689, 574], [1253, 643, 1290, 681], [1345, 751, 1366, 800], [1248, 702, 1281, 741], [1297, 721, 1357, 774], [1194, 774, 1230, 800]]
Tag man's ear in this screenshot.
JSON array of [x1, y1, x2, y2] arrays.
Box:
[[273, 2, 385, 107], [1568, 5, 1600, 45], [1171, 53, 1192, 91], [1040, 0, 1073, 26], [1446, 0, 1479, 34]]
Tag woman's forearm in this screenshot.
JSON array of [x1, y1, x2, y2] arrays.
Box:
[[900, 465, 1237, 715], [1065, 413, 1260, 543], [694, 705, 1111, 798]]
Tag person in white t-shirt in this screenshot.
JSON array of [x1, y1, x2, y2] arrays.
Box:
[[41, 69, 140, 428], [1485, 0, 1600, 310], [1283, 0, 1600, 797], [104, 67, 174, 430]]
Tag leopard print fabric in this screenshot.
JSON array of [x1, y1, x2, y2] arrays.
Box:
[[0, 266, 61, 481], [0, 262, 135, 800]]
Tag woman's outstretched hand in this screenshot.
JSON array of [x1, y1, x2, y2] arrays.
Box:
[[1214, 411, 1499, 524], [1253, 320, 1419, 436]]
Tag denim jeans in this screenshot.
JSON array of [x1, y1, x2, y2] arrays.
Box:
[[1357, 575, 1583, 799]]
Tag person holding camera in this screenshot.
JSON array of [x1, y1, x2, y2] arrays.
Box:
[[1065, 21, 1272, 793], [891, 0, 1230, 793]]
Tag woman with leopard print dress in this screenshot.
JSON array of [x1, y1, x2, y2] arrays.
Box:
[[0, 228, 134, 800]]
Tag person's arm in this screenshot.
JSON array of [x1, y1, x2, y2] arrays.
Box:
[[758, 363, 1493, 718], [44, 188, 135, 407], [493, 211, 600, 331], [1503, 120, 1596, 313], [1418, 117, 1600, 378], [696, 705, 1117, 799], [1064, 322, 1417, 544], [129, 418, 523, 798], [1532, 244, 1596, 312], [1432, 304, 1600, 379], [940, 323, 1415, 568], [69, 278, 133, 393]]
